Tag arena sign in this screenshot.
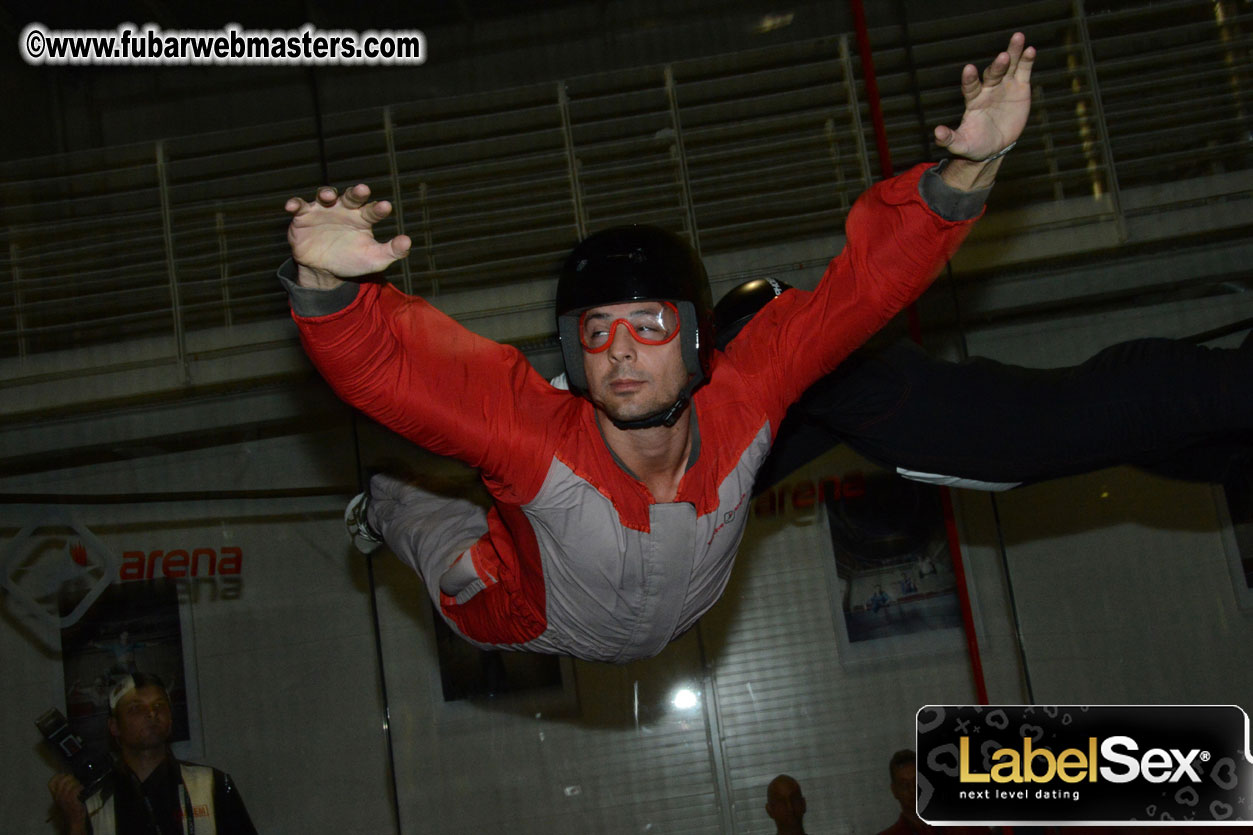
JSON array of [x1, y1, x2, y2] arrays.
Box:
[[2, 512, 244, 628]]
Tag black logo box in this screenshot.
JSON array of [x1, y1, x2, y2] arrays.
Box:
[[917, 705, 1253, 825]]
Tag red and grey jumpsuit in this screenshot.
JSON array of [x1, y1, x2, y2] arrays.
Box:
[[281, 163, 982, 663]]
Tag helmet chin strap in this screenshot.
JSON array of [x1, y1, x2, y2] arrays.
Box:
[[608, 392, 691, 430], [607, 370, 705, 430]]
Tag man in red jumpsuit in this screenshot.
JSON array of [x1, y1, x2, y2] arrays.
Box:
[[280, 35, 1035, 663]]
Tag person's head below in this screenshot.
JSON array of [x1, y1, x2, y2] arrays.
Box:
[[555, 225, 713, 431], [889, 748, 921, 826], [107, 673, 172, 756], [765, 773, 807, 834]]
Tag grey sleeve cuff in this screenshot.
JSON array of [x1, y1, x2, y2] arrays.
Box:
[[917, 160, 991, 222], [277, 258, 363, 317]]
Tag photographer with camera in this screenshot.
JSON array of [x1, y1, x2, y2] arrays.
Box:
[[47, 673, 257, 835]]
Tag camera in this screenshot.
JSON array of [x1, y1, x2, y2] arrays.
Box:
[[36, 707, 116, 800]]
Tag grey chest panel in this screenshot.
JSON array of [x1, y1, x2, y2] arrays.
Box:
[[523, 421, 773, 662]]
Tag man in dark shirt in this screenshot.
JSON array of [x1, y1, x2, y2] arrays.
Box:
[[48, 673, 257, 835]]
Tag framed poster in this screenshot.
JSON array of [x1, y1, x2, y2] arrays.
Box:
[[819, 461, 969, 662], [60, 577, 201, 761]]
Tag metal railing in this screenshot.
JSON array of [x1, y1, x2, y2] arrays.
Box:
[[0, 0, 1249, 393]]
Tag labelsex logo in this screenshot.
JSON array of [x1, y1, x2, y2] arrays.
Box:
[[960, 736, 1209, 785]]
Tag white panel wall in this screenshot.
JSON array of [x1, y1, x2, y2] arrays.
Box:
[[701, 449, 988, 834]]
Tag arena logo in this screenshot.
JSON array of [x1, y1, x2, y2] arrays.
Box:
[[117, 546, 244, 601], [959, 736, 1208, 785], [752, 470, 866, 518], [1, 511, 118, 629], [2, 513, 250, 629], [117, 547, 242, 581]]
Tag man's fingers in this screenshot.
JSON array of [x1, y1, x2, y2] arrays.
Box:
[[1004, 31, 1025, 70], [1014, 45, 1036, 82], [980, 51, 1010, 88], [388, 234, 412, 259], [340, 183, 372, 209], [289, 184, 383, 218], [933, 124, 955, 149], [960, 64, 982, 101], [969, 33, 1033, 96], [49, 773, 82, 802], [315, 186, 338, 207], [360, 199, 393, 225], [1000, 33, 1036, 83]]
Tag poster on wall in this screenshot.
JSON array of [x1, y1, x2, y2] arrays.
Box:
[[59, 576, 201, 761], [819, 462, 968, 662]]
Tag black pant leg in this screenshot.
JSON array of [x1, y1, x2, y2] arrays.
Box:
[[784, 337, 1252, 486]]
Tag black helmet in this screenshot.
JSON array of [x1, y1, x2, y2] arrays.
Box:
[[556, 225, 714, 428], [713, 277, 793, 350]]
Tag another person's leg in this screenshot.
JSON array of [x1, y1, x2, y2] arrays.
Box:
[[783, 336, 1251, 487], [752, 414, 841, 495]]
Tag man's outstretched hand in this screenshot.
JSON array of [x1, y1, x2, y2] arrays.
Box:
[[936, 32, 1036, 190], [285, 184, 412, 289]]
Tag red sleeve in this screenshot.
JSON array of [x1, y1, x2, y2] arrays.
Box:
[[724, 162, 977, 425], [291, 281, 563, 504]]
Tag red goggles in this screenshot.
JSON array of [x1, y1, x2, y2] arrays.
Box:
[[578, 302, 681, 352]]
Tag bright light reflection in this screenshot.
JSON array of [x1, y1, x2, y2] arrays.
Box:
[[671, 687, 699, 710], [754, 12, 795, 34]]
